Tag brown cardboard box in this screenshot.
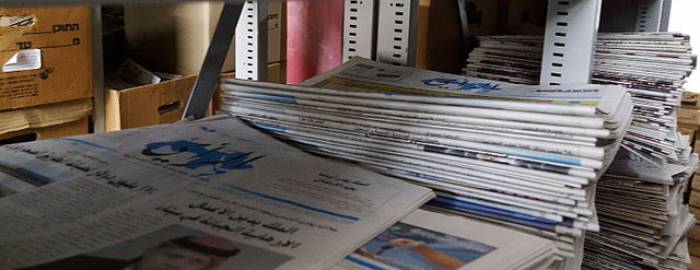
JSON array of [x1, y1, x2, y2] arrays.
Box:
[[679, 108, 700, 128], [105, 75, 197, 131], [691, 239, 700, 257], [106, 62, 284, 131], [0, 116, 89, 145], [688, 207, 700, 219], [0, 98, 92, 135], [124, 2, 284, 75], [692, 194, 700, 208], [690, 225, 700, 240], [267, 62, 286, 84], [693, 175, 700, 191], [679, 127, 697, 146], [692, 256, 700, 270], [0, 5, 92, 110], [684, 91, 700, 108]]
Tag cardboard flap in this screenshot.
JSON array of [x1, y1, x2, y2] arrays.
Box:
[[0, 98, 92, 136]]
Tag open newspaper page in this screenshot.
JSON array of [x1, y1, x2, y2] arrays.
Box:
[[334, 209, 557, 270], [0, 117, 433, 270]]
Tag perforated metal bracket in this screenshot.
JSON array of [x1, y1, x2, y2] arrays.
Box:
[[635, 0, 670, 32], [376, 0, 419, 66], [540, 0, 602, 85], [343, 0, 377, 61], [235, 0, 268, 80]]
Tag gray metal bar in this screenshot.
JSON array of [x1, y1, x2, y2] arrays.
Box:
[[660, 0, 672, 31], [91, 4, 106, 132], [183, 3, 244, 120], [457, 0, 470, 50], [406, 0, 419, 66]]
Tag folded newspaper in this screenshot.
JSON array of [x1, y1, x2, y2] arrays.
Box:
[[334, 209, 558, 270], [0, 116, 434, 270], [219, 57, 634, 269]]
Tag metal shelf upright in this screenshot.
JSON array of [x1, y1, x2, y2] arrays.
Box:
[[540, 0, 602, 85]]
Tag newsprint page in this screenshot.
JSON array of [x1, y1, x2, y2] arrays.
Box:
[[0, 117, 433, 270]]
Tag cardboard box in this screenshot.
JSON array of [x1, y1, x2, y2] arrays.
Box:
[[691, 238, 700, 257], [692, 194, 700, 208], [105, 75, 197, 131], [105, 61, 284, 131], [693, 175, 700, 191], [0, 98, 92, 135], [684, 91, 700, 108], [692, 256, 700, 270], [267, 61, 286, 84], [0, 5, 93, 110], [679, 127, 697, 146], [690, 206, 700, 220], [415, 0, 468, 73], [679, 108, 700, 128], [107, 63, 283, 131], [690, 225, 700, 240], [124, 2, 284, 75], [0, 116, 89, 145]]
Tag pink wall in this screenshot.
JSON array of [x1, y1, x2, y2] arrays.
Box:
[[286, 0, 344, 84]]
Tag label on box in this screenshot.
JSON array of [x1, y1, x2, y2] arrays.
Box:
[[2, 49, 42, 72], [0, 14, 36, 28]]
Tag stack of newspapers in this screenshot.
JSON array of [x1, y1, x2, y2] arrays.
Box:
[[463, 33, 699, 269], [219, 58, 634, 269], [463, 35, 543, 84], [0, 117, 561, 270], [585, 33, 698, 270]]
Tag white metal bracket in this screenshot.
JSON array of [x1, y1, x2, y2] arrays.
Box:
[[635, 0, 670, 32], [343, 0, 377, 61], [375, 0, 419, 66], [235, 0, 268, 80], [540, 0, 602, 85]]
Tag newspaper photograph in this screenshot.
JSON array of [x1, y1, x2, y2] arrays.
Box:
[[334, 209, 557, 270]]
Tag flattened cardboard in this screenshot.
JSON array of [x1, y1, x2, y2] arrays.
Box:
[[0, 98, 92, 136], [0, 116, 89, 145]]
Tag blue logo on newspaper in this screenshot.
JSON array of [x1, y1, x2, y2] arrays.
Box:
[[142, 140, 264, 176], [422, 78, 500, 92]]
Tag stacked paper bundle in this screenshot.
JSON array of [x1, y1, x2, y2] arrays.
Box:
[[585, 33, 698, 270], [584, 169, 696, 270], [592, 33, 695, 164], [463, 35, 543, 84], [219, 58, 634, 269], [463, 33, 699, 269]]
